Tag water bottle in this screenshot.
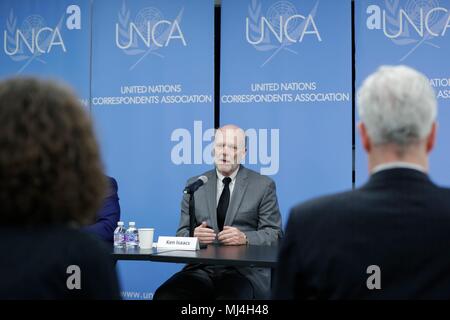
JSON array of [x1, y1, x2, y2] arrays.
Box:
[[113, 221, 125, 248], [125, 221, 139, 248]]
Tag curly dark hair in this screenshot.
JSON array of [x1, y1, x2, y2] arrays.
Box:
[[0, 77, 106, 226]]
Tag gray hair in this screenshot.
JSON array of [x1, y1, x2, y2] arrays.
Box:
[[357, 65, 437, 146]]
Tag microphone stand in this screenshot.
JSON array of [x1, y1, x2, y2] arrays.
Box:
[[187, 192, 207, 249], [188, 193, 196, 237]]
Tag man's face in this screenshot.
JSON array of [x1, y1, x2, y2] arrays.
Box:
[[214, 128, 246, 176]]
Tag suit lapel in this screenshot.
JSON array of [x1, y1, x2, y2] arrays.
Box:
[[224, 166, 249, 227], [204, 170, 218, 231]]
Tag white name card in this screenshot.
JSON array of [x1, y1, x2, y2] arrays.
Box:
[[156, 236, 200, 251]]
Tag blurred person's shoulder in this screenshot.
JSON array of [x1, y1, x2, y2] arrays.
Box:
[[12, 225, 114, 267], [105, 175, 118, 191], [47, 226, 120, 299], [56, 227, 116, 274], [0, 225, 118, 299], [63, 226, 112, 253], [289, 188, 357, 227]]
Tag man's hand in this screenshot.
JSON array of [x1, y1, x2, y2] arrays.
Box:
[[218, 226, 247, 246], [194, 221, 216, 244]]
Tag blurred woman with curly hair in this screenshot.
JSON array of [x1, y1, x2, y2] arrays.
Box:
[[0, 77, 120, 299]]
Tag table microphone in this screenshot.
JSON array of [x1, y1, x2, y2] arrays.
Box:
[[184, 175, 208, 194]]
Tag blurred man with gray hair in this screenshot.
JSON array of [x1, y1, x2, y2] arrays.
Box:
[[274, 65, 450, 299]]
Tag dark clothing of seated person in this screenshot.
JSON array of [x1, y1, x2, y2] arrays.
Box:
[[1, 226, 120, 299], [83, 176, 121, 243]]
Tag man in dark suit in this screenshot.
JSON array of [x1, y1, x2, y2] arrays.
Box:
[[273, 65, 450, 299], [154, 125, 282, 300], [83, 176, 121, 243]]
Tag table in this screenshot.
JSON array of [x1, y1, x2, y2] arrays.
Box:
[[112, 244, 279, 269], [112, 244, 279, 290]]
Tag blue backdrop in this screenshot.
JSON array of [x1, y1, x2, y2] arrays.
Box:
[[2, 0, 450, 300], [0, 0, 91, 108], [91, 0, 214, 299], [355, 0, 450, 186], [220, 0, 353, 223]]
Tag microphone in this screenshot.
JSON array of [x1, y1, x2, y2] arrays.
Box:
[[183, 176, 208, 194]]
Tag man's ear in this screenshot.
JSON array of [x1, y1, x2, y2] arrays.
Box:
[[358, 122, 371, 153], [426, 122, 437, 153]]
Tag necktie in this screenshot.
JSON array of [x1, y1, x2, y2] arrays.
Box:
[[217, 177, 232, 231]]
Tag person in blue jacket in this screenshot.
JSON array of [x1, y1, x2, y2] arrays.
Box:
[[83, 176, 121, 243]]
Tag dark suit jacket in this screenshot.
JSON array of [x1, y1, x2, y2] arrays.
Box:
[[83, 176, 120, 243], [0, 226, 121, 299], [177, 165, 283, 299], [273, 168, 450, 299]]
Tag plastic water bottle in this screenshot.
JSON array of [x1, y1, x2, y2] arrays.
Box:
[[125, 221, 139, 248], [113, 221, 126, 248]]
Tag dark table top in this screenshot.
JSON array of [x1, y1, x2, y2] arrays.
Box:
[[112, 244, 279, 268]]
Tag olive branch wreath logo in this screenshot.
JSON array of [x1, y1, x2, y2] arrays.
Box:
[[117, 1, 184, 71], [384, 0, 448, 61], [5, 9, 64, 73], [247, 0, 319, 68]]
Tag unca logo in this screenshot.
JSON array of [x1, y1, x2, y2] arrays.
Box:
[[366, 0, 450, 61], [246, 0, 321, 67], [115, 1, 186, 71], [3, 5, 81, 73]]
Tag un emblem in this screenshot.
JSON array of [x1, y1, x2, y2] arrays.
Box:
[[367, 0, 449, 61], [246, 0, 321, 68], [21, 15, 49, 52], [135, 7, 164, 39], [267, 1, 299, 34], [405, 0, 441, 26], [116, 2, 186, 70]]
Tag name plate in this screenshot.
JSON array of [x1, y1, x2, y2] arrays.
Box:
[[156, 236, 200, 251]]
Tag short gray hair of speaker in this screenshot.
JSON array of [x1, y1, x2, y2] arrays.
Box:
[[357, 65, 437, 146]]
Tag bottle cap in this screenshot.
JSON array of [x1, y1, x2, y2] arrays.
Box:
[[129, 222, 136, 226], [118, 221, 124, 226]]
